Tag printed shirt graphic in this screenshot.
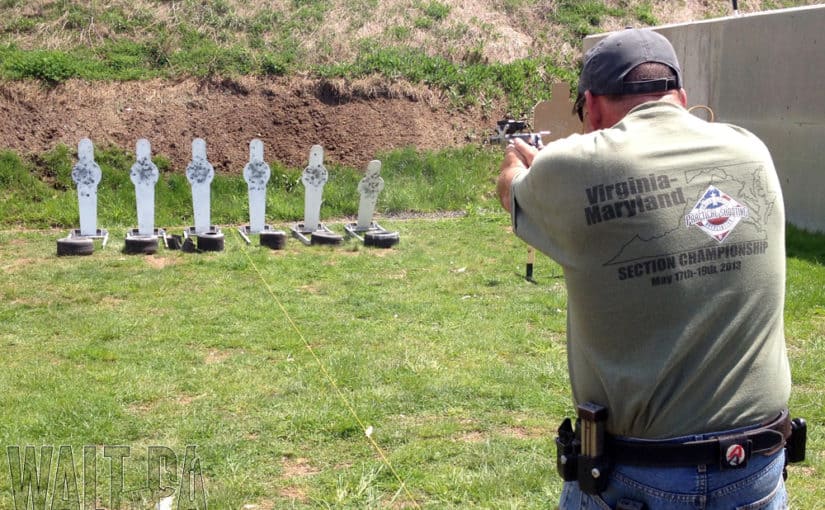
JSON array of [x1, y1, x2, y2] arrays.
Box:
[[602, 163, 776, 269], [685, 185, 749, 243], [509, 101, 790, 438]]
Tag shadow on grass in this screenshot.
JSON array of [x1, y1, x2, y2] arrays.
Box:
[[786, 224, 825, 265]]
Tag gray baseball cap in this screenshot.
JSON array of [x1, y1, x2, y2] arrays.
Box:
[[578, 28, 682, 95]]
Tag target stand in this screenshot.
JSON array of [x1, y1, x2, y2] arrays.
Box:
[[290, 145, 344, 246], [238, 224, 288, 250], [290, 223, 343, 246], [57, 139, 108, 256], [237, 139, 288, 250], [344, 222, 399, 248], [180, 139, 224, 252], [343, 160, 399, 248], [57, 228, 110, 257], [124, 228, 166, 255], [181, 225, 225, 253], [123, 139, 165, 255]]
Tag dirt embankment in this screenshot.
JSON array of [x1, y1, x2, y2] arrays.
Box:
[[0, 76, 498, 172]]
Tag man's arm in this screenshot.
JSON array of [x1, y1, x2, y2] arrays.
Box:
[[497, 138, 538, 213]]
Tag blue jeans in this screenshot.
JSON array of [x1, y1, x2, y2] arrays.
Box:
[[560, 434, 787, 509]]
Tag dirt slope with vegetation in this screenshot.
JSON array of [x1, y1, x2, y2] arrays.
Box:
[[0, 75, 489, 170], [0, 0, 821, 171]]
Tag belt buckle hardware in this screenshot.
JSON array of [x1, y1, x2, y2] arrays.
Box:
[[718, 433, 752, 469]]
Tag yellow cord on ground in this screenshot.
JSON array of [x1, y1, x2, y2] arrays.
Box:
[[240, 246, 421, 509]]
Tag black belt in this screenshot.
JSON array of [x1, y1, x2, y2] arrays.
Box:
[[607, 410, 791, 469]]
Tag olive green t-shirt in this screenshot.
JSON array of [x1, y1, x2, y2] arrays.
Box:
[[510, 101, 791, 438]]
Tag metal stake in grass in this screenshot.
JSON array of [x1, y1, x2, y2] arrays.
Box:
[[524, 83, 583, 282], [526, 246, 536, 282]]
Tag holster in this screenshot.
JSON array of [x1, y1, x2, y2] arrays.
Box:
[[555, 407, 807, 493], [577, 452, 611, 494], [555, 417, 579, 481], [554, 403, 611, 495], [784, 417, 807, 480]]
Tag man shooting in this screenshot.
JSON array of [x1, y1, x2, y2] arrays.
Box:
[[497, 28, 797, 509]]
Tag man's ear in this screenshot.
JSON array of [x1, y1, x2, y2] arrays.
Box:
[[584, 90, 602, 131], [677, 88, 688, 107]]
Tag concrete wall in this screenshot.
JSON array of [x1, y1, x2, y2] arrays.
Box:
[[585, 5, 825, 233]]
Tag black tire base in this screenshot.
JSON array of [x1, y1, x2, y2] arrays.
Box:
[[364, 231, 400, 248], [260, 230, 287, 250], [197, 231, 225, 252], [123, 236, 159, 255], [57, 237, 94, 256], [310, 231, 343, 246]]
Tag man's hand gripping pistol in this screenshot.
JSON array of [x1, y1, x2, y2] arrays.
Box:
[[488, 119, 550, 148]]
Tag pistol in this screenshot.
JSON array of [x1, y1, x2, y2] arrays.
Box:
[[488, 119, 549, 148]]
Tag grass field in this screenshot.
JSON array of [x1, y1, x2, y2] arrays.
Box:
[[2, 1, 825, 507], [1, 215, 570, 509], [1, 200, 823, 507]]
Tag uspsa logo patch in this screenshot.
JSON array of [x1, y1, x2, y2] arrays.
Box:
[[684, 185, 749, 243]]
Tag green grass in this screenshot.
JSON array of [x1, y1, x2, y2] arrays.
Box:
[[0, 216, 822, 508], [0, 216, 568, 508], [0, 147, 824, 507], [0, 0, 682, 115], [0, 145, 502, 229], [1, 0, 818, 114], [2, 1, 825, 506]]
